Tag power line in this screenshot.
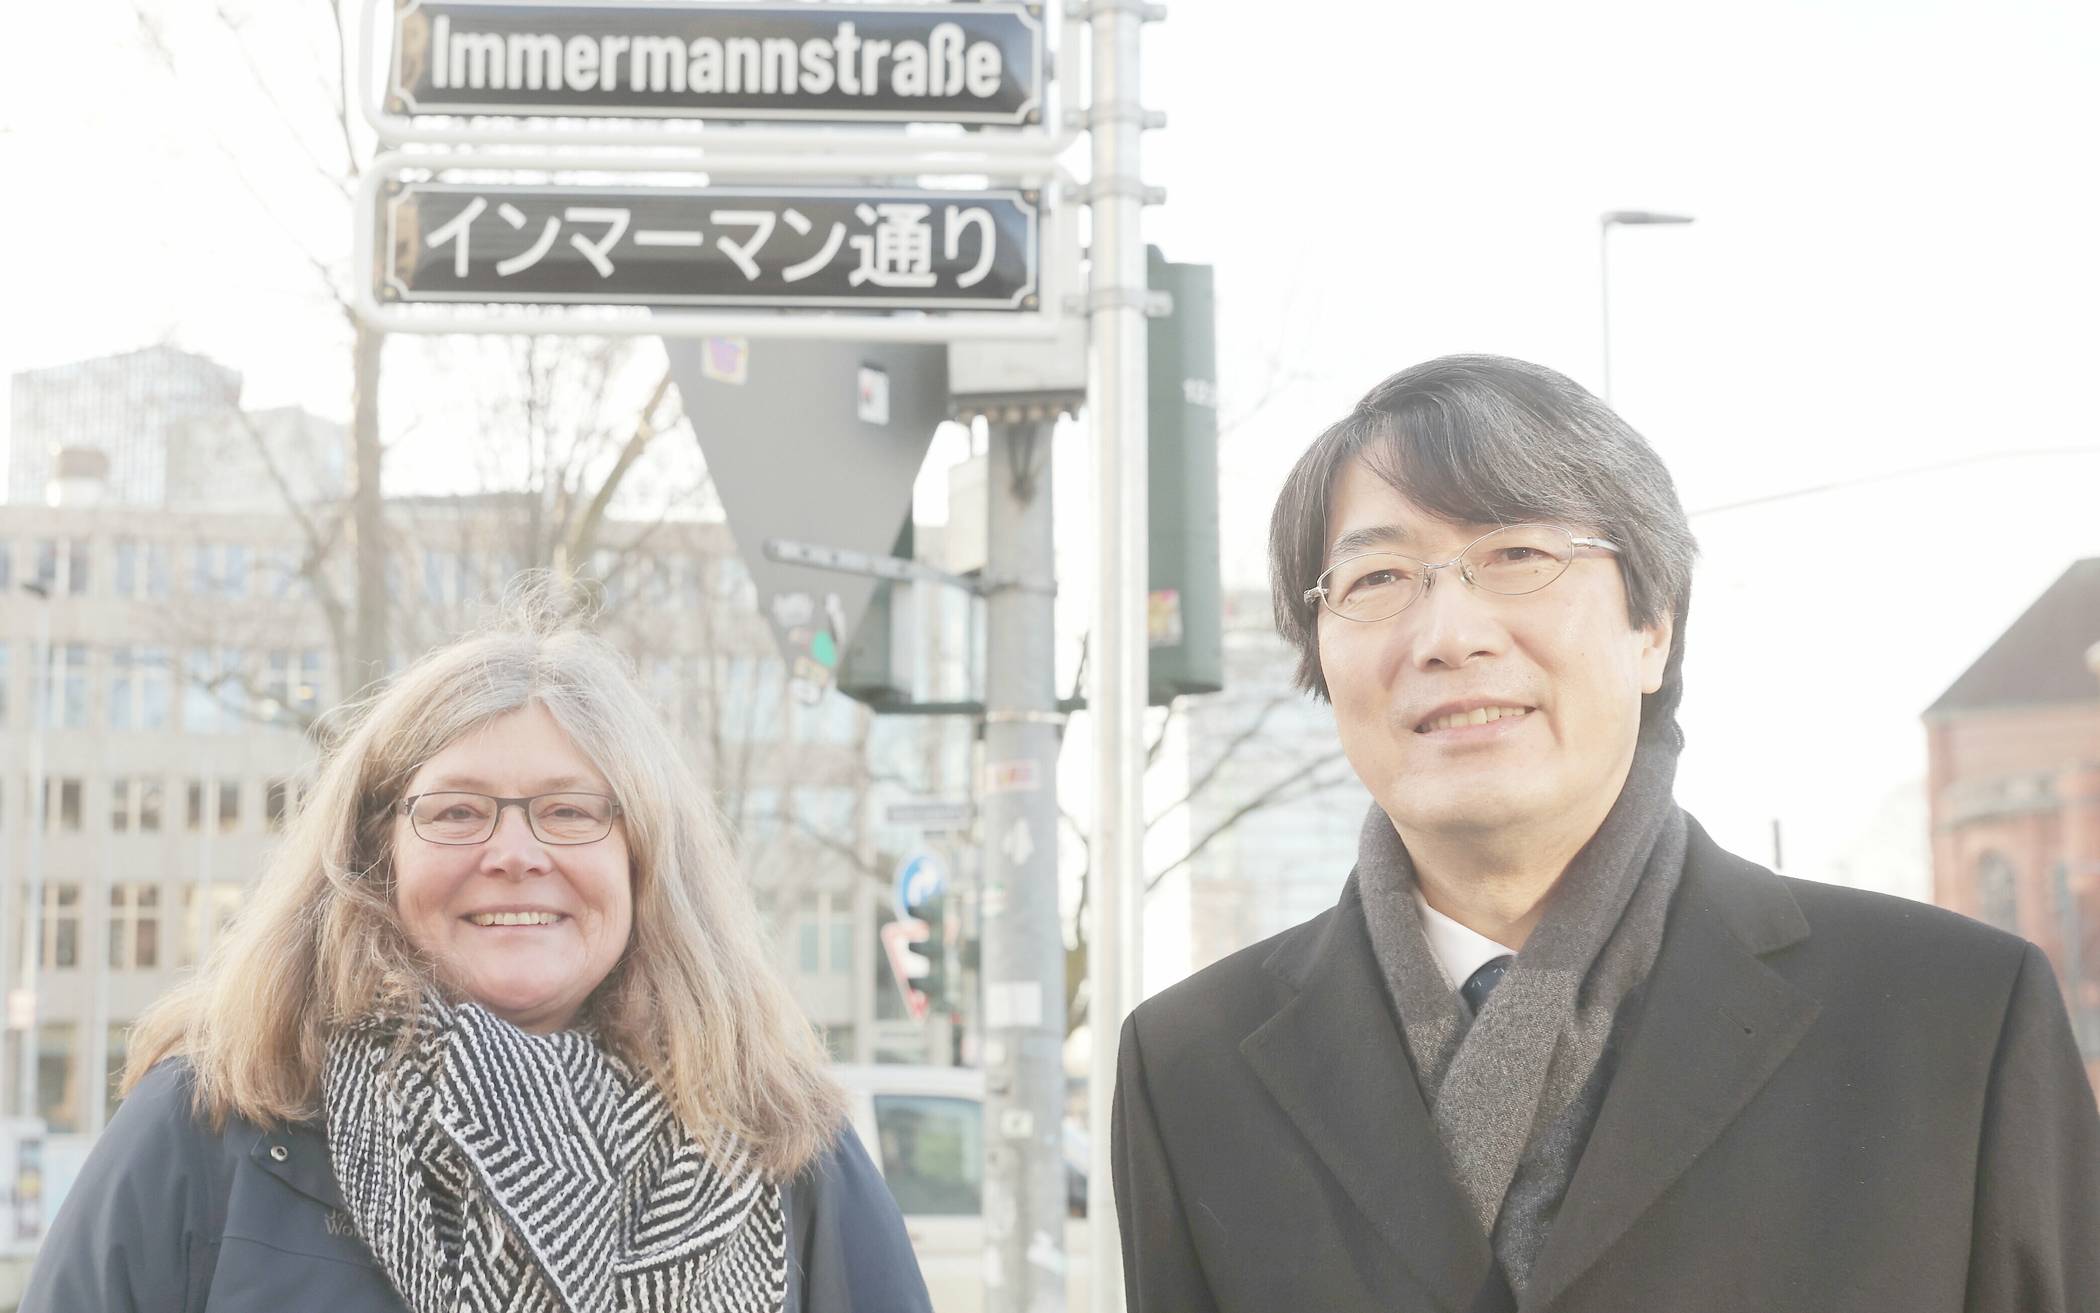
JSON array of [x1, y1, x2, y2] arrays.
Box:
[[1690, 445, 2100, 517]]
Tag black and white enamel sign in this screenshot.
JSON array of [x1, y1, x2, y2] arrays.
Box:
[[379, 182, 1042, 311], [386, 0, 1046, 125]]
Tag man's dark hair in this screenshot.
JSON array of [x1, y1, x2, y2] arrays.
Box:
[[1267, 354, 1698, 744]]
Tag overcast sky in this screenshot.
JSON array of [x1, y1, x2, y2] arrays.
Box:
[[6, 0, 2098, 902]]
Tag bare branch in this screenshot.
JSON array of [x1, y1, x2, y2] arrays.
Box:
[[561, 367, 677, 567], [213, 4, 356, 193], [127, 1, 348, 300], [1147, 692, 1297, 827], [1145, 750, 1354, 893]]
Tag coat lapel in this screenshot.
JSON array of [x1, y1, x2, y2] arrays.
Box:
[[1520, 821, 1821, 1312], [1241, 882, 1498, 1313]]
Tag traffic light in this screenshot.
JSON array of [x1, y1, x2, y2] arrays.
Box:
[[1146, 247, 1224, 706], [841, 250, 1224, 712], [917, 894, 951, 1014], [836, 517, 914, 708]]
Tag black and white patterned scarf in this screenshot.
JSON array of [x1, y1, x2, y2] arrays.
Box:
[[324, 997, 786, 1313]]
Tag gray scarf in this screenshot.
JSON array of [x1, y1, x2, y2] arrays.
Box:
[[1358, 738, 1685, 1294], [324, 996, 786, 1313]]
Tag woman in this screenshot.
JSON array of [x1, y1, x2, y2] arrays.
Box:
[[23, 602, 932, 1313]]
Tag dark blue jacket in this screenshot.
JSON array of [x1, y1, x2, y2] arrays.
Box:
[[23, 1060, 933, 1312]]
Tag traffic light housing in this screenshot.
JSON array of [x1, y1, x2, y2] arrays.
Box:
[[840, 249, 1224, 712], [1146, 247, 1224, 706], [837, 518, 915, 708], [917, 895, 951, 1014]]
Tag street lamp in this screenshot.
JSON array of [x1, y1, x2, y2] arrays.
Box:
[[1599, 210, 1694, 404]]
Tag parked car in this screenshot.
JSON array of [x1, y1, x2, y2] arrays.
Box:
[[832, 1064, 1091, 1313]]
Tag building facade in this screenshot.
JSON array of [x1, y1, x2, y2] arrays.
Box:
[[0, 491, 986, 1278], [1924, 558, 2100, 1094], [9, 348, 244, 507]]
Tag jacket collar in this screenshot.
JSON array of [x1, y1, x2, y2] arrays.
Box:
[[245, 1118, 346, 1213], [1240, 814, 1819, 1313], [1242, 880, 1499, 1311]]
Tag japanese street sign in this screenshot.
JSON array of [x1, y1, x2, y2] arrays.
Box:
[[668, 336, 949, 700], [380, 182, 1041, 312], [384, 0, 1046, 126], [894, 851, 949, 919], [884, 798, 976, 831]]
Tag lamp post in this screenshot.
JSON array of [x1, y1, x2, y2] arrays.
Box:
[[1599, 210, 1694, 404]]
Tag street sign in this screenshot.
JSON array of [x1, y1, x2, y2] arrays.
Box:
[[893, 850, 949, 919], [378, 182, 1042, 313], [670, 336, 950, 699], [884, 798, 976, 831], [379, 0, 1047, 127]]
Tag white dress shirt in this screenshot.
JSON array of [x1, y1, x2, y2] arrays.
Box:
[[1413, 889, 1519, 992]]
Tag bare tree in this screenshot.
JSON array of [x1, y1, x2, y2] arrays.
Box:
[[1056, 687, 1358, 1035]]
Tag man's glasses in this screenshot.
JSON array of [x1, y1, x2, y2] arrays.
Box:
[[1303, 524, 1621, 624], [397, 791, 623, 846]]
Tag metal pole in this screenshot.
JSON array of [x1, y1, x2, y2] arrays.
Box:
[[14, 588, 53, 1123], [1598, 219, 1614, 404], [1089, 3, 1152, 1309], [979, 417, 1067, 1313]]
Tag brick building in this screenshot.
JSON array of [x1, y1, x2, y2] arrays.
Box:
[[1924, 558, 2100, 1093]]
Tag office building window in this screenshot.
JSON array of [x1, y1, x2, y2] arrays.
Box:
[[113, 776, 166, 834], [262, 546, 308, 599], [115, 539, 138, 596], [109, 883, 161, 970], [38, 1022, 80, 1134], [181, 882, 246, 967], [298, 649, 324, 717], [265, 778, 292, 831], [33, 537, 90, 596], [110, 646, 172, 731], [112, 777, 130, 832], [218, 779, 242, 833], [46, 777, 84, 832], [0, 639, 10, 728], [423, 549, 477, 606], [182, 648, 248, 732], [192, 542, 251, 598], [38, 882, 82, 969], [261, 649, 325, 723], [793, 892, 856, 977], [67, 538, 90, 596], [39, 643, 91, 730]]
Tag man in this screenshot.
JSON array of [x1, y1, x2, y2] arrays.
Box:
[[1111, 355, 2099, 1312]]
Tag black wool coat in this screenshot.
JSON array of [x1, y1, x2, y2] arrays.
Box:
[[23, 1059, 933, 1313], [1112, 818, 2100, 1313]]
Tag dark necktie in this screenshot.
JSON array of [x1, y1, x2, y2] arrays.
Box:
[[1460, 954, 1514, 1015]]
